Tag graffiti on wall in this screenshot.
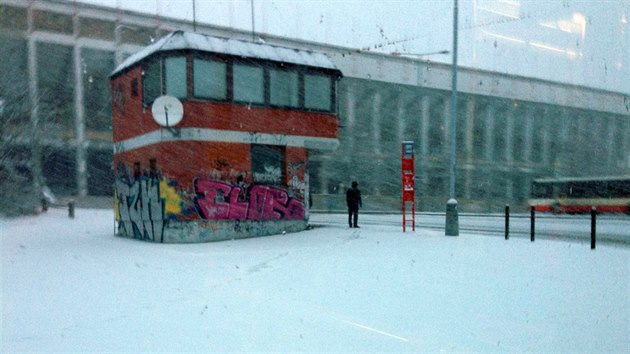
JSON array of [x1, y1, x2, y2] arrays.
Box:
[[287, 161, 306, 200], [115, 177, 165, 242], [114, 165, 183, 242], [194, 179, 305, 221]]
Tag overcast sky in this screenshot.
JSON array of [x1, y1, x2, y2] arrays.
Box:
[[78, 0, 629, 94]]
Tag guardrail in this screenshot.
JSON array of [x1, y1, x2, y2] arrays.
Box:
[[505, 205, 599, 249], [310, 209, 629, 246]]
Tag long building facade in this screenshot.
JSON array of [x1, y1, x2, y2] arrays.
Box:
[[1, 0, 629, 213]]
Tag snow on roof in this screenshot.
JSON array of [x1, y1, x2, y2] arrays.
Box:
[[111, 31, 339, 76]]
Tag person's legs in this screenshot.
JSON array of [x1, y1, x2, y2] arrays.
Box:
[[353, 209, 359, 227], [348, 209, 353, 227]]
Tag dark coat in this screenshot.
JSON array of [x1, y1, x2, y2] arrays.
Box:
[[346, 187, 362, 210]]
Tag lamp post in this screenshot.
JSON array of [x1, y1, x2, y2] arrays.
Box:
[[445, 0, 459, 236]]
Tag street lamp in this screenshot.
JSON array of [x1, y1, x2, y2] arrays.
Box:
[[445, 0, 459, 236]]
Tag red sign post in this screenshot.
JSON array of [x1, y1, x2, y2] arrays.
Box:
[[402, 141, 415, 232]]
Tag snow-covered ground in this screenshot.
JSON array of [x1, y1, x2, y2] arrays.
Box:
[[2, 208, 629, 353]]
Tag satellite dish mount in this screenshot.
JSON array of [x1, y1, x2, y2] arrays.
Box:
[[151, 95, 183, 136]]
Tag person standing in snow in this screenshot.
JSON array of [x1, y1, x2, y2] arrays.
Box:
[[346, 181, 362, 228]]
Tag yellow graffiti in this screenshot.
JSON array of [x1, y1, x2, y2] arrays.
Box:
[[160, 179, 182, 215]]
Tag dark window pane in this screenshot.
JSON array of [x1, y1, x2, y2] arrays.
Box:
[[233, 64, 264, 104], [270, 69, 298, 107], [33, 10, 73, 34], [80, 17, 115, 40], [0, 37, 28, 123], [37, 42, 74, 134], [193, 58, 227, 99], [304, 73, 331, 111], [143, 59, 161, 105], [0, 5, 27, 30], [88, 148, 113, 196], [83, 48, 115, 131], [252, 145, 285, 185], [165, 56, 187, 98], [121, 26, 155, 45], [42, 147, 76, 195]]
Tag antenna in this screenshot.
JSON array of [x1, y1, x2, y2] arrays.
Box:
[[251, 0, 255, 42], [192, 0, 197, 32]]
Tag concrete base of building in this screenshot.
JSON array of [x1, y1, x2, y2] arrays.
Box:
[[115, 218, 308, 243]]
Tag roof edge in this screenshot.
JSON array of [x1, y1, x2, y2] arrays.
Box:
[[111, 31, 341, 78]]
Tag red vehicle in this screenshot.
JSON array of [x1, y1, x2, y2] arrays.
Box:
[[529, 176, 630, 214], [110, 31, 342, 242]]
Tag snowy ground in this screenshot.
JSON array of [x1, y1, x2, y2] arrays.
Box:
[[2, 208, 629, 353]]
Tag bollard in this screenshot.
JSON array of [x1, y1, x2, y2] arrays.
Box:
[[591, 207, 596, 250], [505, 204, 510, 240], [68, 200, 75, 219], [445, 199, 459, 236], [530, 207, 535, 242]]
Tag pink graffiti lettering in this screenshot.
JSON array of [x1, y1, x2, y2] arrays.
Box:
[[194, 179, 304, 221]]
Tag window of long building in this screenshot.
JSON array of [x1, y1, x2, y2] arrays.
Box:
[[193, 58, 227, 100], [33, 10, 73, 34], [83, 48, 114, 131], [233, 63, 264, 104], [37, 42, 74, 134], [0, 5, 27, 31], [304, 73, 332, 111]]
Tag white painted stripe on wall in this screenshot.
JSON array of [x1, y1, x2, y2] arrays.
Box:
[[114, 128, 339, 154]]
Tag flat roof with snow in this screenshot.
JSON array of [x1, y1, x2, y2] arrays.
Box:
[[111, 31, 340, 77]]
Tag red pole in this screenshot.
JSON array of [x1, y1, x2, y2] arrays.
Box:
[[403, 200, 407, 232]]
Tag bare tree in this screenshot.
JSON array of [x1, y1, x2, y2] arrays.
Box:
[[0, 76, 43, 216]]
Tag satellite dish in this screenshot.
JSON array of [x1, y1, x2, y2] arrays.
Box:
[[151, 95, 183, 127]]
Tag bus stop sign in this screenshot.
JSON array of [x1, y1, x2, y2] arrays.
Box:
[[402, 141, 415, 231]]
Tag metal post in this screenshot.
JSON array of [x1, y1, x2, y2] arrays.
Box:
[[73, 13, 88, 198], [68, 200, 75, 219], [192, 0, 197, 32], [250, 0, 256, 42], [27, 4, 44, 199], [445, 0, 459, 236], [412, 201, 415, 231], [591, 207, 596, 249], [402, 201, 406, 233], [505, 204, 510, 240], [530, 207, 535, 242]]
